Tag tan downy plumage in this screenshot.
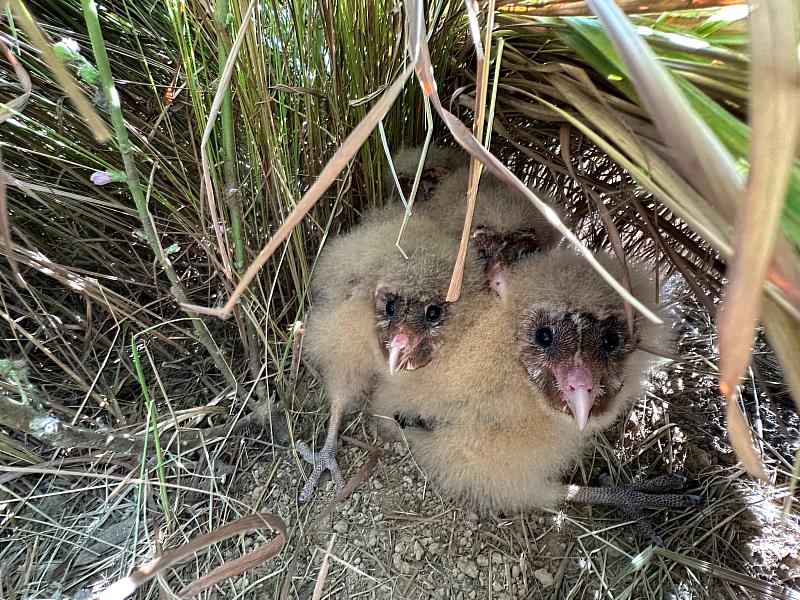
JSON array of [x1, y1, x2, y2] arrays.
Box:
[[381, 146, 565, 253], [300, 210, 486, 501], [372, 249, 678, 513], [300, 145, 565, 501]]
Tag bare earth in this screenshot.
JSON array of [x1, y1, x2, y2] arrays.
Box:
[[225, 301, 800, 599]]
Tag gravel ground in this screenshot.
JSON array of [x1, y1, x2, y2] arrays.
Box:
[[220, 299, 800, 599]]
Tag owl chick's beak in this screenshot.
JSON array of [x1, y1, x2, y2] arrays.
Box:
[[559, 365, 597, 430], [388, 332, 410, 376], [488, 264, 509, 300]]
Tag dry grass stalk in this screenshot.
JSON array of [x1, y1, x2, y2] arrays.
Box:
[[0, 1, 798, 597]]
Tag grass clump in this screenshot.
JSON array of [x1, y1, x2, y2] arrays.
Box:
[[0, 1, 798, 598]]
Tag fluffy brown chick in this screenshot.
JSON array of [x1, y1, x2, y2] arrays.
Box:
[[383, 146, 562, 242], [384, 145, 469, 205], [300, 145, 562, 502], [382, 145, 564, 293], [372, 249, 697, 542], [299, 214, 485, 501]]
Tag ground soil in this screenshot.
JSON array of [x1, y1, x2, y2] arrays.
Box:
[[224, 300, 800, 599]]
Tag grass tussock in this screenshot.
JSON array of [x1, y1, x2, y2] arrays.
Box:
[[0, 0, 798, 598]]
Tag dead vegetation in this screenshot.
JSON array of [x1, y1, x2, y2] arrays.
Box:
[[0, 0, 798, 598]]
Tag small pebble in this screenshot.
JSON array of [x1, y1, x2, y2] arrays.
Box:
[[414, 541, 424, 561], [333, 520, 349, 534], [457, 557, 479, 579], [366, 529, 378, 548], [534, 568, 554, 588]]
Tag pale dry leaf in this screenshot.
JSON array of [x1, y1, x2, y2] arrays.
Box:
[[717, 0, 799, 479], [725, 399, 767, 481], [312, 533, 337, 600]]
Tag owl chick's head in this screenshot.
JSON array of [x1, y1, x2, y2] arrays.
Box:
[[510, 249, 667, 431], [385, 145, 468, 204], [373, 243, 483, 376], [471, 226, 543, 298]]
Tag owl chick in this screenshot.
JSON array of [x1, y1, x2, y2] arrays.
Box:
[[384, 145, 469, 205], [372, 249, 697, 543], [298, 214, 485, 502], [383, 145, 564, 294], [388, 146, 563, 244], [300, 146, 562, 502]]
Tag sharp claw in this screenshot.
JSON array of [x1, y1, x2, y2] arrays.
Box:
[[300, 468, 322, 503], [329, 462, 345, 492], [638, 520, 664, 548]]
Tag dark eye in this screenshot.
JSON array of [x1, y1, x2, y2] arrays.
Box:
[[534, 326, 554, 348], [476, 247, 490, 261], [425, 304, 442, 322], [600, 330, 620, 353], [385, 300, 396, 317]]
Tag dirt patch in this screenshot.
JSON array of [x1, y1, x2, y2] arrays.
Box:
[[233, 297, 800, 599]]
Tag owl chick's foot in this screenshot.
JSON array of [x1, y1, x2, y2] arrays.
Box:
[[616, 473, 699, 495], [297, 436, 345, 502], [567, 473, 701, 547]]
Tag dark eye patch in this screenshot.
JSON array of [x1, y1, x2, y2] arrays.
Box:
[[425, 304, 443, 322], [534, 326, 554, 348], [393, 412, 437, 431], [376, 292, 398, 321], [599, 329, 620, 353], [521, 310, 557, 352], [586, 314, 629, 357]]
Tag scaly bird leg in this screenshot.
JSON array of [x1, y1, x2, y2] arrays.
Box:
[[297, 403, 345, 502], [563, 474, 701, 547]]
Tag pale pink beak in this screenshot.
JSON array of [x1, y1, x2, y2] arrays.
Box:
[[562, 365, 596, 431], [489, 265, 509, 300], [388, 332, 410, 376]]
